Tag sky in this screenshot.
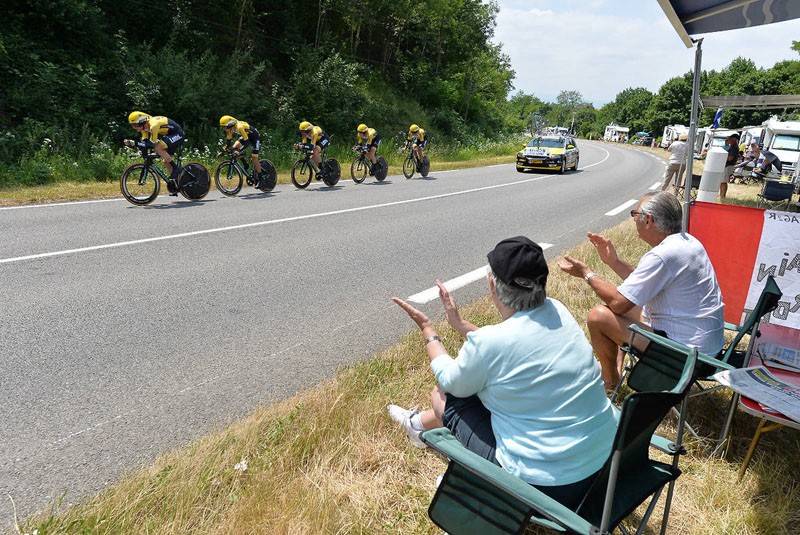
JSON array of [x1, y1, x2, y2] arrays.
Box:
[[492, 0, 800, 107]]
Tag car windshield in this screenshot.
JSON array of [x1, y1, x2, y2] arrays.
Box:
[[772, 134, 800, 151], [527, 137, 563, 148]]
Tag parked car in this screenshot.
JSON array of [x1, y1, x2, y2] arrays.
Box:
[[516, 135, 579, 173]]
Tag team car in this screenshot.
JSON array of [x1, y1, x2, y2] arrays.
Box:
[[516, 135, 579, 173]]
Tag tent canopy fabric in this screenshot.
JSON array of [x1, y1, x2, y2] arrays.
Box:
[[658, 0, 800, 47]]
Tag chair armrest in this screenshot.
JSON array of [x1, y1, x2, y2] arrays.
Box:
[[650, 433, 686, 457], [420, 428, 598, 534], [696, 352, 735, 372], [724, 321, 744, 333]]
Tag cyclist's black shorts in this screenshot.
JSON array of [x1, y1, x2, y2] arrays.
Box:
[[239, 129, 261, 154], [162, 132, 186, 155], [414, 138, 427, 148], [368, 134, 382, 150], [316, 131, 330, 150]]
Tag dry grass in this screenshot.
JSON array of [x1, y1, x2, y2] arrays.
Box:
[[21, 213, 800, 534]]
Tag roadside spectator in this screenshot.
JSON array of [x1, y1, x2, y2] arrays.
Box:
[[720, 133, 740, 200], [661, 133, 688, 192], [557, 192, 724, 388], [754, 149, 783, 177], [734, 142, 761, 178], [387, 237, 617, 508]]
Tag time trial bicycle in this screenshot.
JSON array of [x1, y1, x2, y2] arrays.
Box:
[[291, 144, 341, 188], [402, 142, 430, 179], [214, 149, 277, 195], [350, 144, 388, 183], [120, 148, 211, 206]]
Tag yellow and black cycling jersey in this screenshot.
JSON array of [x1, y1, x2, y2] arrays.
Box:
[[135, 116, 185, 153], [225, 120, 259, 142], [301, 125, 329, 147], [407, 128, 426, 145], [357, 128, 381, 147]]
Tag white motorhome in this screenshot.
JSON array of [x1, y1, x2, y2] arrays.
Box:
[[693, 128, 739, 157], [604, 123, 629, 142], [660, 124, 689, 148], [739, 125, 765, 149], [760, 117, 800, 176]]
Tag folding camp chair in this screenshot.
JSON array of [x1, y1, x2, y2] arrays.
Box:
[[420, 337, 698, 535], [673, 173, 701, 200], [756, 180, 794, 210], [614, 276, 782, 453]]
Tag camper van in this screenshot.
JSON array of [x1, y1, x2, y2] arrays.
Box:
[[604, 123, 629, 142], [760, 117, 800, 176], [693, 128, 739, 157], [660, 125, 689, 148]]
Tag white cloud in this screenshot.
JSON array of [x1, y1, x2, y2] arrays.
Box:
[[492, 1, 800, 106]]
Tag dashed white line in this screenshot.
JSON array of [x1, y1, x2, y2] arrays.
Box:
[[649, 181, 662, 190], [407, 243, 554, 304], [605, 199, 638, 216]]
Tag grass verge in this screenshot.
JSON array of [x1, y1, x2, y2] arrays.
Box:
[[20, 215, 800, 534]]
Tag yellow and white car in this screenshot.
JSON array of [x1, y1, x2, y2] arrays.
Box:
[[516, 135, 579, 173]]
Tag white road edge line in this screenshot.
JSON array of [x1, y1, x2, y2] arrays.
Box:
[[407, 243, 554, 304], [649, 181, 662, 190], [0, 176, 556, 265], [0, 197, 127, 210], [605, 199, 638, 216]]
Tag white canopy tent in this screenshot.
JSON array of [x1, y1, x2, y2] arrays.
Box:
[[657, 0, 800, 229]]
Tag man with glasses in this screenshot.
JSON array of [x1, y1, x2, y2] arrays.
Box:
[[558, 192, 724, 388]]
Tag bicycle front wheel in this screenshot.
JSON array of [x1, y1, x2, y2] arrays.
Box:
[[257, 159, 277, 192], [214, 161, 243, 196], [179, 162, 211, 201], [402, 154, 415, 179], [351, 156, 367, 184], [291, 159, 312, 189], [120, 163, 160, 205]]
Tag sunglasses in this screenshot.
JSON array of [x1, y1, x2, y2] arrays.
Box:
[[630, 210, 647, 218]]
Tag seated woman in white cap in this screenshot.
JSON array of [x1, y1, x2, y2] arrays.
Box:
[[388, 236, 617, 508]]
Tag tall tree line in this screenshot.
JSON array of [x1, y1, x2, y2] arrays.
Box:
[[0, 0, 514, 164]]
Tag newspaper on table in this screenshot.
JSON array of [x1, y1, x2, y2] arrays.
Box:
[[712, 366, 800, 423], [756, 343, 800, 372]]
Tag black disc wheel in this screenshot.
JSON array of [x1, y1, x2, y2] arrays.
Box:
[[291, 159, 312, 189], [375, 156, 388, 181], [420, 156, 431, 177], [257, 159, 277, 192], [214, 161, 243, 196], [120, 163, 160, 205], [322, 158, 340, 187], [402, 154, 415, 179], [179, 162, 211, 200], [351, 157, 367, 184]]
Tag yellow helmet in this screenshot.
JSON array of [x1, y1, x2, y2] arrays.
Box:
[[357, 123, 368, 133], [409, 124, 419, 133], [219, 115, 237, 128], [128, 111, 150, 125], [299, 121, 312, 131]]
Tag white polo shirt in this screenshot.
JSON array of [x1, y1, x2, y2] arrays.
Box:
[[618, 232, 725, 355]]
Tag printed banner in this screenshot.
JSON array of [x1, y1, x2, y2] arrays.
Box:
[[743, 211, 800, 329]]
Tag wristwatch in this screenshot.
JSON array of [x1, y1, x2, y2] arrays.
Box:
[[584, 272, 597, 282], [424, 335, 441, 345]]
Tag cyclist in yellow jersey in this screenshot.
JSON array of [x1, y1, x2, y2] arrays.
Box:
[[407, 124, 427, 163], [124, 111, 185, 194], [294, 121, 330, 169], [355, 123, 382, 174], [219, 115, 269, 187]]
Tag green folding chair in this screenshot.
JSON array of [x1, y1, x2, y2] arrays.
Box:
[[420, 337, 698, 535]]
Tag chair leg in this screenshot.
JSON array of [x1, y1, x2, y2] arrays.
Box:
[[711, 393, 740, 458]]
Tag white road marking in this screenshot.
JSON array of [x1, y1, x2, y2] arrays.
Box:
[[407, 243, 554, 304], [649, 181, 662, 190], [0, 197, 126, 210], [605, 199, 638, 216], [1, 175, 556, 265]]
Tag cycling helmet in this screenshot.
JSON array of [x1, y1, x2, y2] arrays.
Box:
[[128, 111, 150, 125], [219, 115, 237, 128], [409, 124, 419, 133], [299, 121, 312, 131], [357, 123, 368, 133]]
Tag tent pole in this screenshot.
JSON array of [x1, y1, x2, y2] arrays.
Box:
[[683, 38, 703, 232]]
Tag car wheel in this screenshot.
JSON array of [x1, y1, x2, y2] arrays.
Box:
[[516, 166, 525, 173], [572, 156, 579, 171], [559, 158, 566, 174]]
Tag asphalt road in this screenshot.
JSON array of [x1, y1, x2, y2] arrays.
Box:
[[0, 141, 666, 523]]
